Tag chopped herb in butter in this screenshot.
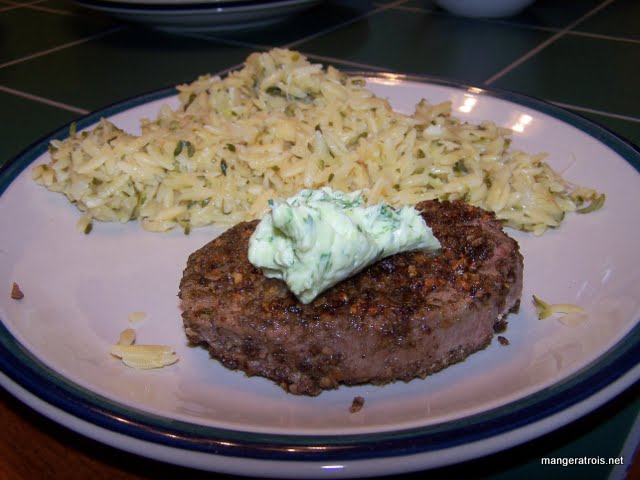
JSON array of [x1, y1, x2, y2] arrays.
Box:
[[248, 187, 441, 303]]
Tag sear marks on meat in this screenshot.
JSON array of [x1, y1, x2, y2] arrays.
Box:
[[179, 200, 523, 396]]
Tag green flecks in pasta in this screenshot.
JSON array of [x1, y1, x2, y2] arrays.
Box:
[[266, 86, 284, 97], [453, 160, 468, 174], [174, 140, 195, 157], [576, 193, 605, 214], [184, 93, 197, 110], [31, 48, 605, 236]]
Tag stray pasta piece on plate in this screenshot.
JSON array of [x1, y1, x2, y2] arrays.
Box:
[[111, 344, 178, 369], [127, 311, 146, 324], [532, 295, 587, 326], [117, 328, 136, 346], [112, 327, 177, 369]]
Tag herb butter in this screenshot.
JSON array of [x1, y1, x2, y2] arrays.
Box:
[[248, 187, 441, 304]]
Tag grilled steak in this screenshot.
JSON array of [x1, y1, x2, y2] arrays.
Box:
[[179, 200, 523, 396]]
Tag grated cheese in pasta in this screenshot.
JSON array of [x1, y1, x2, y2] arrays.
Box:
[[32, 48, 603, 235]]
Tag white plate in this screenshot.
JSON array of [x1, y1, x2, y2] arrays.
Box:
[[74, 0, 322, 32], [1, 74, 639, 478]]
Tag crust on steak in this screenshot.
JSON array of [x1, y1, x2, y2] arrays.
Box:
[[179, 200, 523, 395]]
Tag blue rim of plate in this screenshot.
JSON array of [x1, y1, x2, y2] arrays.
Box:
[[1, 73, 639, 463]]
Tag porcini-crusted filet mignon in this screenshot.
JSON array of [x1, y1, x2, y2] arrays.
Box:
[[179, 200, 523, 396]]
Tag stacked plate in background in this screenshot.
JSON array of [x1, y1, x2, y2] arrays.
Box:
[[74, 0, 323, 32]]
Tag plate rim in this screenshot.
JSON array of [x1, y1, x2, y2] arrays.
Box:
[[73, 0, 321, 14], [76, 0, 271, 7], [1, 72, 639, 470]]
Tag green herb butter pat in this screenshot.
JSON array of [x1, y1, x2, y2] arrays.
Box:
[[248, 187, 441, 304]]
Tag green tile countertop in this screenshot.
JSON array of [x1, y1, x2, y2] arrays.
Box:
[[1, 0, 638, 478]]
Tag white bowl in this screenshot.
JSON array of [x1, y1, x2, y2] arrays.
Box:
[[434, 0, 535, 18]]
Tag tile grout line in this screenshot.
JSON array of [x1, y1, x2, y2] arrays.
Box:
[[24, 4, 82, 16], [177, 32, 274, 53], [283, 0, 411, 50], [568, 29, 640, 45], [0, 4, 22, 12], [483, 0, 616, 85], [608, 408, 640, 480], [198, 47, 640, 126], [0, 0, 45, 11], [389, 2, 640, 46], [290, 52, 640, 124], [1, 0, 47, 5], [169, 30, 640, 126], [0, 26, 125, 71], [550, 101, 640, 124], [184, 0, 410, 57], [298, 52, 390, 72], [4, 0, 635, 127], [1, 0, 81, 15], [0, 0, 46, 7], [0, 85, 89, 115]]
